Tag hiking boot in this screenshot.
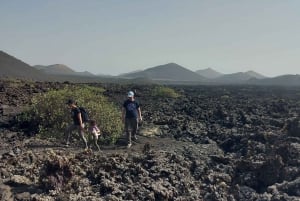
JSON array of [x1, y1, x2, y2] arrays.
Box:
[[127, 143, 132, 148]]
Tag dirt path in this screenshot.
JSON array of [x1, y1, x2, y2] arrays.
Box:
[[23, 134, 186, 154]]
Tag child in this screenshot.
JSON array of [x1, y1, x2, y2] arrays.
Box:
[[88, 119, 101, 151]]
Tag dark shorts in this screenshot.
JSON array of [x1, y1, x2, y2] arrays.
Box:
[[125, 118, 138, 133]]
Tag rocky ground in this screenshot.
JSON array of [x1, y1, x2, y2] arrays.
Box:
[[1, 80, 300, 201]]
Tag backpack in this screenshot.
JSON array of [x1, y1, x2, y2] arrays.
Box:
[[79, 107, 90, 122]]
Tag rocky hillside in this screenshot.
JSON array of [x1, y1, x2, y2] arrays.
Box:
[[0, 80, 300, 200], [0, 51, 46, 80]]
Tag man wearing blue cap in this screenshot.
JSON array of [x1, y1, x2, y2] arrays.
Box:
[[122, 91, 142, 148]]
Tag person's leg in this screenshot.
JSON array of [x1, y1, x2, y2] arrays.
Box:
[[87, 132, 93, 149], [125, 118, 132, 147], [65, 124, 76, 145], [131, 118, 138, 140], [77, 124, 88, 149], [93, 132, 101, 151]]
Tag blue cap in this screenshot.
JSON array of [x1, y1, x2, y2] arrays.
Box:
[[127, 91, 134, 97]]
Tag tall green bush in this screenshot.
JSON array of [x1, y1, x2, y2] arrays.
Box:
[[19, 85, 122, 144]]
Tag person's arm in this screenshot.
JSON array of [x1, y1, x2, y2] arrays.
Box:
[[138, 107, 142, 121], [96, 126, 101, 134]]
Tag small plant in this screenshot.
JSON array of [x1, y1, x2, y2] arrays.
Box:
[[221, 95, 230, 99], [152, 86, 180, 98], [18, 85, 123, 144]]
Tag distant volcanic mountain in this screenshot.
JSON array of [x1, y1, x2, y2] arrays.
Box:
[[33, 64, 75, 75], [214, 71, 266, 83], [33, 64, 95, 76], [0, 50, 46, 80], [120, 63, 206, 82], [245, 70, 267, 79], [195, 68, 223, 79], [248, 74, 300, 86], [2, 50, 300, 86]]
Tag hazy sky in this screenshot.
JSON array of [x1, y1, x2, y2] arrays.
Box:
[[1, 0, 300, 76]]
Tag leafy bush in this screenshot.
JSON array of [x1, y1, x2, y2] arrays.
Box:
[[18, 85, 123, 144], [152, 86, 180, 98]]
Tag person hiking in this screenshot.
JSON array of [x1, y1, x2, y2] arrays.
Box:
[[88, 119, 101, 151], [65, 99, 88, 150], [122, 91, 142, 148]]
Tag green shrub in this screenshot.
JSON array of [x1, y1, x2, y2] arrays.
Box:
[[18, 85, 122, 144], [152, 86, 180, 98], [221, 95, 230, 99]]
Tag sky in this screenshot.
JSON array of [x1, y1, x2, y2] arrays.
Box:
[[1, 0, 300, 77]]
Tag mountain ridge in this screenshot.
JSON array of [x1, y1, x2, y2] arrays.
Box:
[[33, 64, 95, 77], [248, 74, 300, 86], [33, 64, 75, 75], [120, 63, 206, 82], [213, 71, 266, 83], [1, 50, 300, 86], [195, 68, 223, 79]]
